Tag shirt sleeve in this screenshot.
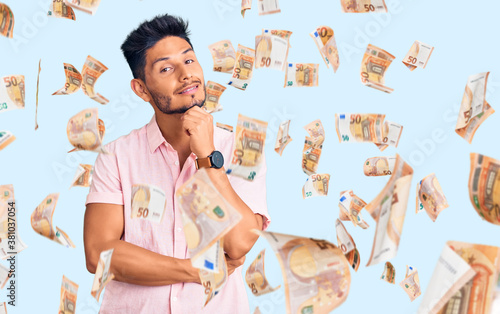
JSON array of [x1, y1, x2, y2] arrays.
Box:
[[228, 151, 271, 231], [85, 146, 124, 206]]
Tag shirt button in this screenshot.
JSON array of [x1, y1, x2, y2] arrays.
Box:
[[177, 227, 182, 232], [174, 161, 179, 166], [173, 297, 178, 302]]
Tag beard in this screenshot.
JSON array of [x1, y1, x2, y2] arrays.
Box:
[[149, 84, 206, 115]]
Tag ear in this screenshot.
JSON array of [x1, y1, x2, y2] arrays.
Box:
[[130, 79, 151, 103]]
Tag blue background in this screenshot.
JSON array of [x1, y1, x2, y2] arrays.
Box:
[[1, 0, 500, 313]]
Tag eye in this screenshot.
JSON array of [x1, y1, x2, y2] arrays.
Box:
[[161, 67, 172, 73], [186, 59, 195, 64]]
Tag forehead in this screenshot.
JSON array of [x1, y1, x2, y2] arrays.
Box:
[[146, 36, 193, 65]]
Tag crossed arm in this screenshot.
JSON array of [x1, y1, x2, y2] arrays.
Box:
[[84, 167, 264, 286]]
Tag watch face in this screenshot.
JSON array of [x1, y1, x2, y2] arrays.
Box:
[[211, 151, 224, 169]]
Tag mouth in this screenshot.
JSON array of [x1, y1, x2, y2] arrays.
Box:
[[178, 84, 199, 95]]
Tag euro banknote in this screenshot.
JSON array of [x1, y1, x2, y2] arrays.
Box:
[[209, 40, 236, 73], [469, 153, 500, 225], [0, 75, 25, 113], [245, 249, 281, 296], [64, 0, 101, 15], [302, 137, 322, 175], [364, 156, 396, 176], [380, 261, 395, 284], [416, 173, 449, 222], [48, 0, 76, 20], [226, 114, 267, 180], [340, 0, 387, 13], [418, 241, 500, 314], [0, 131, 15, 151], [255, 230, 351, 314], [402, 41, 434, 71], [310, 26, 335, 68], [35, 59, 41, 130], [360, 44, 395, 93], [302, 173, 330, 199], [399, 265, 421, 302], [365, 154, 413, 266], [339, 190, 370, 229], [91, 248, 114, 302], [255, 29, 291, 71], [455, 72, 495, 143], [131, 184, 167, 224], [274, 120, 291, 156], [203, 81, 226, 114], [67, 108, 108, 153], [31, 193, 75, 248], [59, 275, 78, 314], [199, 240, 228, 307], [285, 63, 319, 87], [335, 113, 403, 151], [70, 164, 93, 188], [0, 3, 14, 38], [335, 219, 360, 271], [176, 168, 242, 264], [228, 44, 255, 90]]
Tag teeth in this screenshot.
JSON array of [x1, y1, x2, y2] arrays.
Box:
[[181, 86, 196, 94]]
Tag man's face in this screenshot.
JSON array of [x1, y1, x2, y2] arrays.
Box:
[[143, 36, 205, 114]]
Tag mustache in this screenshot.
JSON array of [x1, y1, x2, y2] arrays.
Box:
[[175, 79, 203, 94]]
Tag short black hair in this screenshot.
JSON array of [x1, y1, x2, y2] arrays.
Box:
[[121, 14, 193, 82]]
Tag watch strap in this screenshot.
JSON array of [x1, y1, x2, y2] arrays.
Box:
[[195, 156, 212, 169]]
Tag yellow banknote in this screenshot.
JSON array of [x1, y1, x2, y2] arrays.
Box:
[[419, 241, 500, 314], [0, 131, 15, 151], [302, 173, 330, 199], [455, 72, 495, 143], [340, 0, 387, 13], [131, 184, 167, 224], [380, 261, 395, 284], [48, 0, 76, 20], [0, 75, 25, 113], [91, 248, 114, 302], [70, 164, 93, 188], [245, 249, 281, 296], [402, 41, 434, 71], [469, 153, 500, 225], [274, 120, 291, 156], [255, 29, 291, 71], [60, 275, 78, 314], [0, 3, 14, 38], [208, 40, 236, 73], [364, 156, 396, 176], [285, 63, 319, 87], [203, 81, 226, 114], [365, 154, 413, 266], [228, 44, 255, 90], [255, 230, 351, 314], [64, 0, 101, 15], [399, 265, 421, 302], [336, 219, 361, 271], [339, 190, 370, 229], [302, 137, 322, 176], [67, 108, 108, 153], [227, 114, 267, 180], [416, 173, 449, 222], [31, 193, 75, 248], [81, 55, 109, 104], [360, 44, 395, 93], [176, 168, 242, 264]]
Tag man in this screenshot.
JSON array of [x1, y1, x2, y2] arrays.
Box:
[[83, 14, 270, 314]]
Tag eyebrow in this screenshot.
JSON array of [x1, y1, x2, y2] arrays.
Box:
[[152, 48, 194, 66]]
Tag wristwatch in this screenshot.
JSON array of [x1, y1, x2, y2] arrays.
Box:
[[195, 150, 224, 169]]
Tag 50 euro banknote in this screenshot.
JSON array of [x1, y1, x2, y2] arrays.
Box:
[[227, 114, 267, 181], [0, 75, 25, 114], [360, 44, 395, 93], [335, 113, 403, 151], [340, 0, 387, 13], [284, 63, 319, 87]]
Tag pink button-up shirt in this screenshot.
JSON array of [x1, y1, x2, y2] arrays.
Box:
[[85, 115, 270, 314]]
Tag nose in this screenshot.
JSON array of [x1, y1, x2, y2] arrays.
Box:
[[178, 63, 193, 82]]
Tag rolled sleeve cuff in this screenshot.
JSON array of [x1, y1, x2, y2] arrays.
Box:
[[85, 192, 124, 206], [255, 211, 271, 231]]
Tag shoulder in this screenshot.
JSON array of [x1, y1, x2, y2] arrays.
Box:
[[102, 124, 147, 154]]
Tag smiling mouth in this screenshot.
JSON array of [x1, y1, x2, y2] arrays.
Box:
[[178, 84, 199, 95]]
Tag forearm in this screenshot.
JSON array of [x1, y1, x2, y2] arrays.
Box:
[[88, 239, 200, 286], [205, 167, 261, 259]]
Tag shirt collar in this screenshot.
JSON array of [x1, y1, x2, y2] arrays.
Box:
[[145, 115, 197, 159], [146, 115, 166, 154]]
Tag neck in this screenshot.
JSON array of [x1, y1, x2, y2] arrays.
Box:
[[154, 109, 190, 154]]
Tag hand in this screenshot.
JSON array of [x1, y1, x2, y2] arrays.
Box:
[[226, 253, 246, 276], [181, 106, 215, 158]]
